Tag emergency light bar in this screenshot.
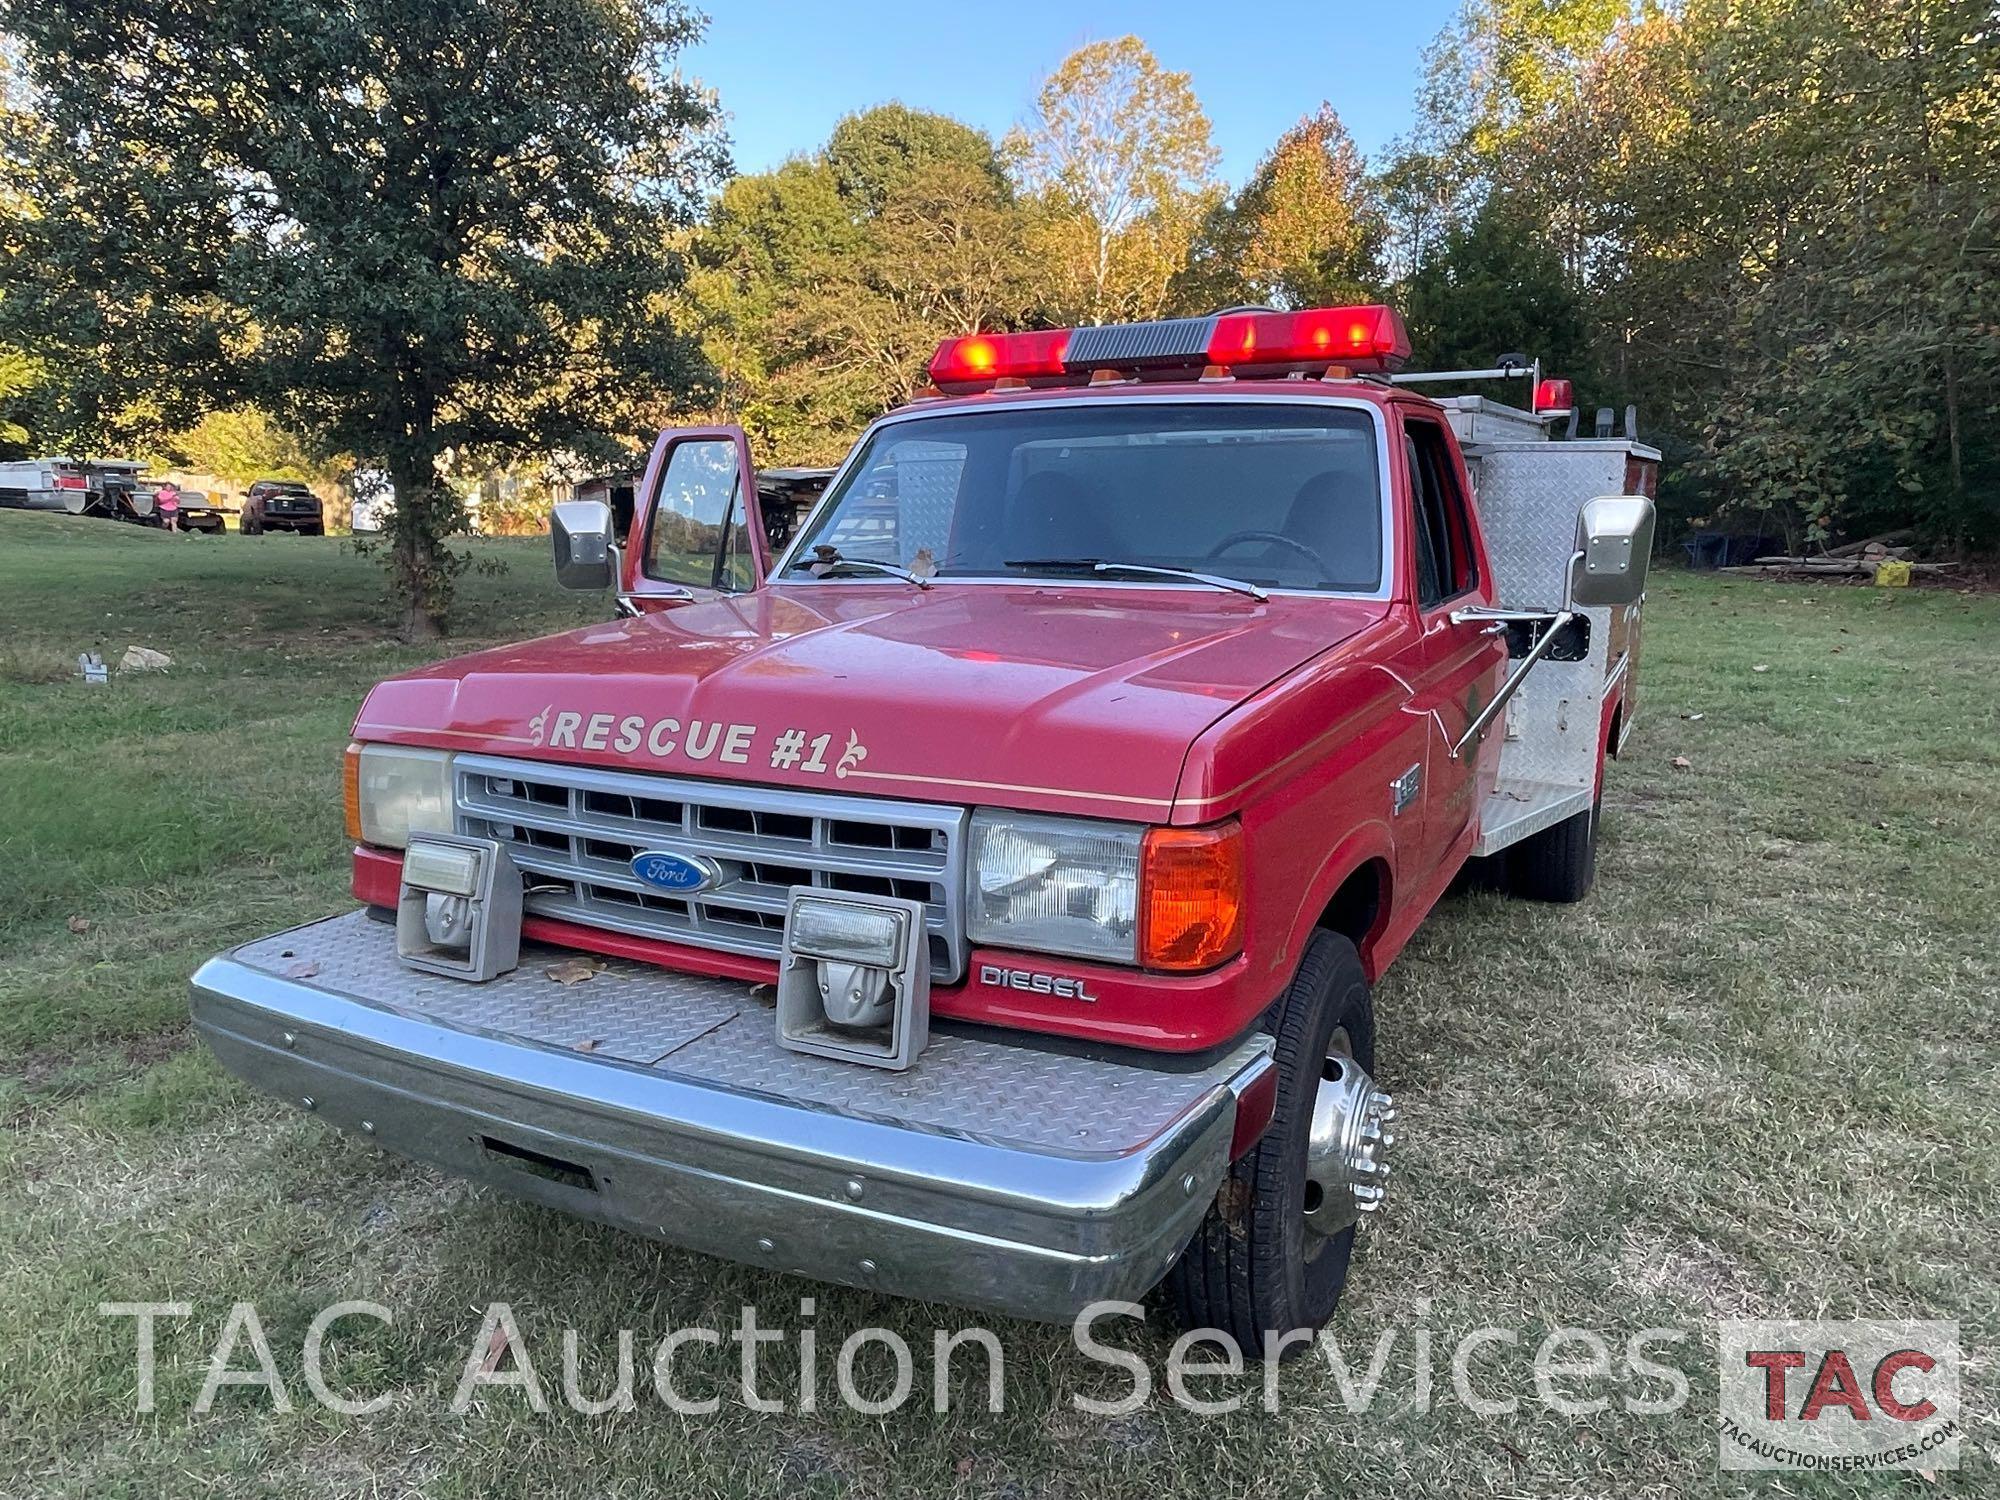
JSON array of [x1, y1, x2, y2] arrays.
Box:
[[928, 304, 1413, 393]]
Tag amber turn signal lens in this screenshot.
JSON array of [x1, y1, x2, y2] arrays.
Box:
[[1140, 822, 1245, 970], [342, 741, 364, 844]]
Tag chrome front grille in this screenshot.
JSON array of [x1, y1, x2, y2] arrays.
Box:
[[452, 753, 967, 980]]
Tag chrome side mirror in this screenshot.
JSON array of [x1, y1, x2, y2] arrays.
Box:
[[1569, 494, 1656, 608], [551, 500, 615, 591]]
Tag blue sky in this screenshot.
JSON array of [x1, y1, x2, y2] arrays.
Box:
[[684, 1, 1461, 187]]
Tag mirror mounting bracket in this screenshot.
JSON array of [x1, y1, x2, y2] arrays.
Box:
[[1449, 606, 1577, 760]]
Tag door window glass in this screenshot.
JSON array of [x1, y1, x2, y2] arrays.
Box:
[[645, 439, 741, 588], [1406, 419, 1476, 608]]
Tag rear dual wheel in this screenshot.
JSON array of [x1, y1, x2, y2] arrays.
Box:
[[1506, 792, 1600, 903], [1164, 931, 1394, 1354]]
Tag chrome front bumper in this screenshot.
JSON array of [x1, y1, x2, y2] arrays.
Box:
[[191, 912, 1274, 1322]]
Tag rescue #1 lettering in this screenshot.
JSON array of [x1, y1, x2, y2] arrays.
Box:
[[528, 706, 868, 780]]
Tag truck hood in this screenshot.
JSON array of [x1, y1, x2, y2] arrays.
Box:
[[357, 583, 1388, 820]]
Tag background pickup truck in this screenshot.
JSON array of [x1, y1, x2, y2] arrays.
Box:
[[241, 478, 324, 534], [192, 303, 1656, 1353]]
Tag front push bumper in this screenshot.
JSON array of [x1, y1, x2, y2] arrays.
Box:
[[191, 912, 1274, 1322]]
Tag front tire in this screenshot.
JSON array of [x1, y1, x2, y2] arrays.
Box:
[[1163, 930, 1390, 1353]]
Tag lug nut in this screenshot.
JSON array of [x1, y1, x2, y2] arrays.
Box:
[[300, 1096, 316, 1110], [844, 1178, 865, 1201], [360, 1120, 376, 1134], [756, 1237, 776, 1255]]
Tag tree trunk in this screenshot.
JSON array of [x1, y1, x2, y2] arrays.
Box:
[[388, 450, 445, 641]]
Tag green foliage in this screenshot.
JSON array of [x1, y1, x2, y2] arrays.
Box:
[[1402, 194, 1590, 378], [170, 407, 333, 488], [1005, 37, 1222, 325], [1390, 0, 2000, 550], [826, 104, 1009, 212], [0, 344, 39, 454], [688, 43, 1233, 465], [0, 0, 724, 633], [688, 106, 1035, 463], [1181, 105, 1384, 313]]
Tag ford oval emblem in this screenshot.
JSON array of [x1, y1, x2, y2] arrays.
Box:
[[630, 850, 720, 895]]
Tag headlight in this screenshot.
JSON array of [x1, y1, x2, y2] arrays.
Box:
[[346, 743, 453, 848], [967, 811, 1140, 963]]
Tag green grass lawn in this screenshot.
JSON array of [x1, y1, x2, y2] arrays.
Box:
[[2, 509, 1995, 1497]]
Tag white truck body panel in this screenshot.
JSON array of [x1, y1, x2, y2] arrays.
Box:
[[1437, 400, 1661, 856]]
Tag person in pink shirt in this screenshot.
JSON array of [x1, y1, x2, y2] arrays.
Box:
[[155, 480, 181, 533]]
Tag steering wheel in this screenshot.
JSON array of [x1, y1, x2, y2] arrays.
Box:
[[1207, 530, 1330, 577]]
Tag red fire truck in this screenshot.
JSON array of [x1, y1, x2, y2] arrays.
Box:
[[192, 304, 1657, 1350]]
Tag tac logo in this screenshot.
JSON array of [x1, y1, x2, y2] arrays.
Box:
[[1717, 1319, 1960, 1472]]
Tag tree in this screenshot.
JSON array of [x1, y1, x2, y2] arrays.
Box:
[[1400, 0, 2000, 550], [0, 0, 724, 635], [826, 104, 1009, 212], [1181, 106, 1384, 312], [173, 407, 333, 489], [1402, 193, 1590, 377], [686, 106, 1033, 463], [1579, 0, 2000, 547], [1005, 37, 1222, 324], [684, 160, 870, 461]]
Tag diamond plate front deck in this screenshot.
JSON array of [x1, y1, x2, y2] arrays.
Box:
[[232, 911, 1249, 1157]]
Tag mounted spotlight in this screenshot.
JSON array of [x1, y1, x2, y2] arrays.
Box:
[[776, 891, 930, 1070], [396, 834, 523, 982]]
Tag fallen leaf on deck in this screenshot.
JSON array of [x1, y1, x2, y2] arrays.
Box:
[[545, 959, 601, 986], [574, 1037, 601, 1053], [284, 960, 321, 979]]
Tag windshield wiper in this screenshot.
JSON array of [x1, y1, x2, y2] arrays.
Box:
[[787, 545, 931, 590], [1002, 558, 1268, 602]]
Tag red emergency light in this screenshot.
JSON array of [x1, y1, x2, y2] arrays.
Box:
[[928, 304, 1413, 393], [1207, 305, 1411, 375], [1533, 378, 1574, 414], [53, 474, 88, 490], [928, 328, 1072, 391]]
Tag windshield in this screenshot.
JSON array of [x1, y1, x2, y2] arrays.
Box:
[[786, 401, 1386, 593]]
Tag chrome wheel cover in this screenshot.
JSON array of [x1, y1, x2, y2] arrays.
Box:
[[1302, 1026, 1396, 1236]]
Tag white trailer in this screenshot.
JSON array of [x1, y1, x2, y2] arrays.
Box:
[[0, 456, 90, 511]]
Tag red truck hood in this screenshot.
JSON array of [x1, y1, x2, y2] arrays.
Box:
[[357, 583, 1387, 820]]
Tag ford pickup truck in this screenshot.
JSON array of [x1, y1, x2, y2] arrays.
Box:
[[191, 303, 1657, 1350]]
